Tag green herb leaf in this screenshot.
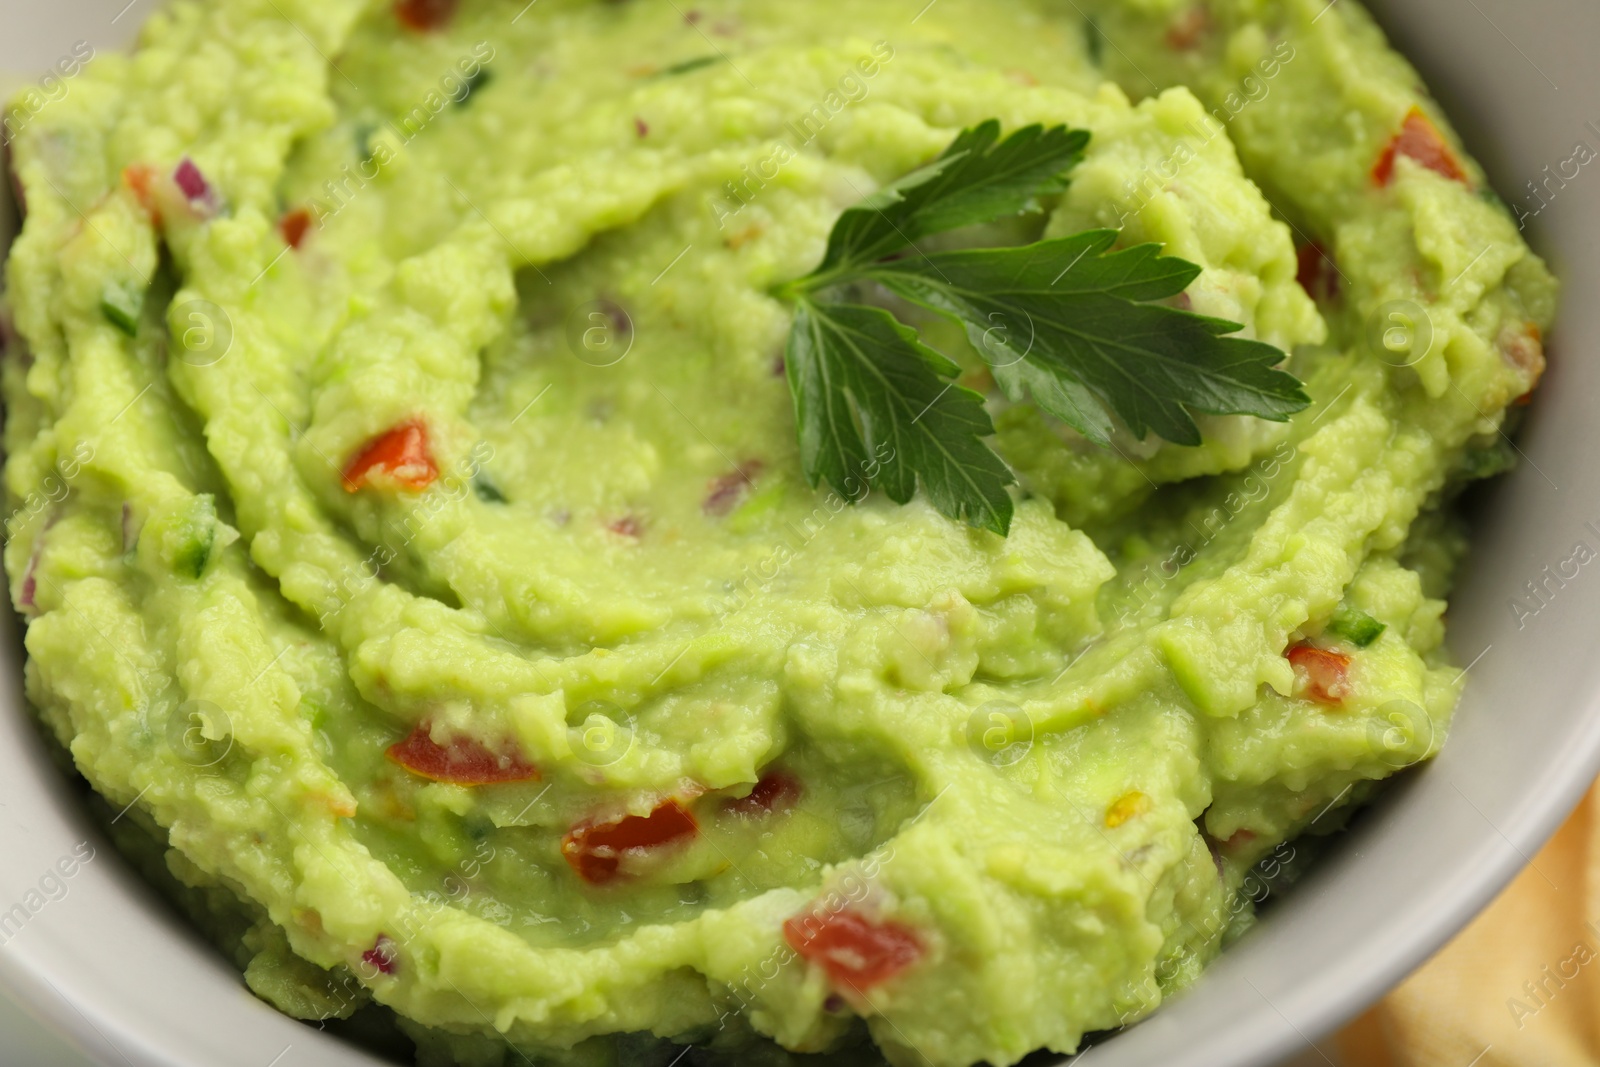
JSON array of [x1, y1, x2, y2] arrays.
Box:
[[354, 121, 379, 161], [1327, 608, 1386, 648], [990, 355, 1115, 444], [785, 299, 1014, 534], [1084, 15, 1106, 66], [172, 495, 218, 580], [456, 68, 493, 107], [101, 280, 145, 338], [808, 120, 1089, 281], [867, 230, 1309, 445], [775, 121, 1310, 536], [473, 475, 507, 503], [659, 55, 723, 78]]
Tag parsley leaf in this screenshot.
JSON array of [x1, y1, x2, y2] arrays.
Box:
[[786, 299, 1015, 534], [866, 230, 1309, 445], [808, 120, 1089, 282], [775, 121, 1309, 535]]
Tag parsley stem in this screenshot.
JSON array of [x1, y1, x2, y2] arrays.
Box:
[[776, 267, 854, 304]]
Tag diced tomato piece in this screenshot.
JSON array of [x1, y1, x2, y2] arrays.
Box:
[[1287, 643, 1352, 704], [607, 515, 643, 538], [1164, 7, 1209, 51], [343, 420, 439, 492], [783, 907, 923, 991], [173, 157, 211, 203], [362, 934, 398, 975], [280, 207, 313, 250], [563, 799, 699, 885], [1497, 321, 1546, 378], [386, 722, 539, 785], [18, 546, 40, 613], [1295, 241, 1340, 303], [1503, 323, 1546, 403], [703, 460, 764, 516], [725, 770, 803, 817], [1373, 106, 1468, 187], [394, 0, 458, 31], [122, 163, 159, 217]]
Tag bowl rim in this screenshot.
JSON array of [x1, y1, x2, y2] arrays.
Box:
[[2, 1, 1597, 1066]]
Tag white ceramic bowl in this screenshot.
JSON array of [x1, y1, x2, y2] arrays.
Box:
[[2, 1, 1597, 1065]]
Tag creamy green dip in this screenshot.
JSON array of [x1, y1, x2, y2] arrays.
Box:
[[0, 0, 1554, 1064]]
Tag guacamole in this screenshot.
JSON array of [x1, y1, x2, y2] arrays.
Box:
[[0, 0, 1554, 1064]]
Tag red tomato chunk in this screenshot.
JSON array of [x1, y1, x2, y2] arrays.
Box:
[[342, 421, 438, 492], [362, 934, 398, 975], [563, 800, 698, 885], [122, 164, 158, 218], [1164, 7, 1209, 51], [1295, 241, 1339, 303], [703, 460, 764, 516], [173, 157, 212, 204], [783, 907, 923, 991], [386, 723, 538, 785], [1287, 643, 1352, 704], [725, 770, 802, 817], [394, 0, 458, 32], [1373, 106, 1468, 187], [607, 515, 643, 538], [280, 207, 313, 250]]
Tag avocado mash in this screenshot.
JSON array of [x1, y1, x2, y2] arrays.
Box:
[[0, 0, 1554, 1064]]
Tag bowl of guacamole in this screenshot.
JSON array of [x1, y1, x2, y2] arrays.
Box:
[[0, 0, 1594, 1065]]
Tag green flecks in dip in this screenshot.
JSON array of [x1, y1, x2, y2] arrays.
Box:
[[0, 0, 1555, 1065]]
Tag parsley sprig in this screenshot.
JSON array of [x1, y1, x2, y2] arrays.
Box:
[[776, 120, 1309, 536]]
